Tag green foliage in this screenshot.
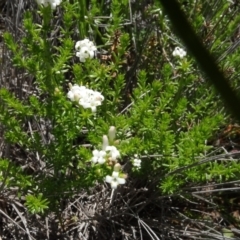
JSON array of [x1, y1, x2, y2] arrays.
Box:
[[0, 0, 239, 217], [25, 194, 49, 214], [0, 158, 32, 192]]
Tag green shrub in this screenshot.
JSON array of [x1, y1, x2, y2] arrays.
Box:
[[0, 0, 239, 215]]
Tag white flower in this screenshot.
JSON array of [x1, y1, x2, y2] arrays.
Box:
[[67, 84, 104, 112], [75, 39, 97, 62], [172, 47, 187, 59], [132, 154, 141, 169], [91, 150, 106, 164], [50, 0, 61, 9], [79, 89, 104, 112], [67, 85, 87, 102], [105, 171, 126, 189], [106, 146, 120, 161], [133, 158, 141, 169], [36, 0, 61, 9]]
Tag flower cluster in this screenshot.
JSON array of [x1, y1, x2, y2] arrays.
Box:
[[36, 0, 61, 9], [67, 84, 104, 112], [92, 150, 106, 164], [172, 47, 187, 59], [91, 146, 121, 165], [71, 39, 141, 189], [91, 127, 126, 189], [91, 130, 121, 165], [75, 39, 97, 62], [132, 155, 141, 170]]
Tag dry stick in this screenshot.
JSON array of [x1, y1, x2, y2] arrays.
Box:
[[110, 189, 115, 204], [93, 0, 133, 29], [165, 151, 240, 177], [213, 8, 239, 62], [11, 203, 33, 240], [120, 196, 160, 240], [118, 90, 150, 115], [45, 217, 49, 240], [189, 179, 240, 189], [193, 186, 240, 194], [138, 219, 160, 240], [34, 116, 47, 145], [137, 216, 144, 240], [204, 7, 229, 45], [173, 208, 222, 236], [217, 38, 240, 63], [28, 121, 43, 169], [0, 208, 36, 240], [191, 193, 217, 207]]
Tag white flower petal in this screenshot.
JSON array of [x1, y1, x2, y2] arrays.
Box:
[[111, 150, 120, 160], [117, 177, 126, 185], [67, 91, 74, 100], [36, 0, 62, 9], [91, 106, 97, 112], [105, 175, 113, 183], [76, 52, 81, 58], [88, 51, 95, 59], [92, 149, 99, 156], [112, 171, 119, 178], [80, 56, 86, 62], [98, 157, 106, 164], [91, 157, 98, 163], [99, 150, 106, 157], [75, 39, 97, 62], [111, 181, 118, 189]]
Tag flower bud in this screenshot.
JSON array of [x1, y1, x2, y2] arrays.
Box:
[[94, 169, 102, 176], [108, 126, 116, 141], [68, 83, 73, 90], [102, 135, 109, 151], [107, 161, 114, 167], [54, 87, 60, 95], [113, 163, 121, 172], [121, 173, 128, 179]]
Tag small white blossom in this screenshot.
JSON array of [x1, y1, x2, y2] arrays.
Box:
[[36, 0, 61, 9], [67, 85, 87, 102], [79, 89, 104, 112], [106, 146, 120, 161], [75, 39, 97, 62], [133, 158, 141, 169], [91, 150, 106, 164], [132, 154, 141, 169], [172, 47, 187, 59], [105, 171, 126, 189]]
